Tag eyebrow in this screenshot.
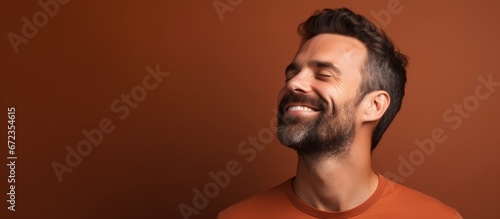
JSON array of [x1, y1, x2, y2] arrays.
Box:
[[285, 63, 300, 74], [285, 60, 342, 75]]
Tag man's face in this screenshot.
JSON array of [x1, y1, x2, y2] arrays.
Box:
[[277, 34, 368, 157]]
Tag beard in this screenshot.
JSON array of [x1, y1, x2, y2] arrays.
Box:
[[277, 92, 356, 160]]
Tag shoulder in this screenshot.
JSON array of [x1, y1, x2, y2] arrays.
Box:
[[377, 176, 462, 218], [217, 179, 293, 219]]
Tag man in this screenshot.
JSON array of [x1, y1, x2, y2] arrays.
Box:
[[218, 8, 462, 218]]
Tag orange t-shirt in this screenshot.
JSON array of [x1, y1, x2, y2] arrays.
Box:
[[218, 174, 462, 219]]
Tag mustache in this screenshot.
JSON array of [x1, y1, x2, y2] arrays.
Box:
[[278, 93, 328, 115]]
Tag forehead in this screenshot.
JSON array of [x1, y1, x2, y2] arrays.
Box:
[[294, 34, 368, 69]]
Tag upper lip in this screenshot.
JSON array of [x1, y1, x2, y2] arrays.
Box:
[[284, 103, 320, 111]]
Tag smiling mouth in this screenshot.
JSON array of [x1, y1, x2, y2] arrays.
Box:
[[285, 104, 320, 113]]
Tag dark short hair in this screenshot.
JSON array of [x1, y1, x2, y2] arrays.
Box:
[[297, 8, 408, 150]]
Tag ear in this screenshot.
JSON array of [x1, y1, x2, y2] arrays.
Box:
[[359, 90, 390, 123]]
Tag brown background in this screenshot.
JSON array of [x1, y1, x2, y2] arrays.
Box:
[[1, 0, 499, 218]]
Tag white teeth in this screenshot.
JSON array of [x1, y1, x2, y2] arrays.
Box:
[[288, 106, 314, 112]]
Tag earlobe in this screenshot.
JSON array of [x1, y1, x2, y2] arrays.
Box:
[[362, 91, 390, 122]]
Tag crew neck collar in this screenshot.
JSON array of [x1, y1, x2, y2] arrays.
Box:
[[285, 173, 386, 218]]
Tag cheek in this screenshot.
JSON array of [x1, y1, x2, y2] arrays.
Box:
[[317, 88, 340, 112]]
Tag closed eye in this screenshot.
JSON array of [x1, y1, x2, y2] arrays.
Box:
[[285, 63, 300, 81], [316, 70, 334, 79], [285, 70, 300, 82]]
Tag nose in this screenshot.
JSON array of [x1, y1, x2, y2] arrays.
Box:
[[286, 71, 313, 94]]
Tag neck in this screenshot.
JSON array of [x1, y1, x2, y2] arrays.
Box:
[[292, 134, 378, 212]]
